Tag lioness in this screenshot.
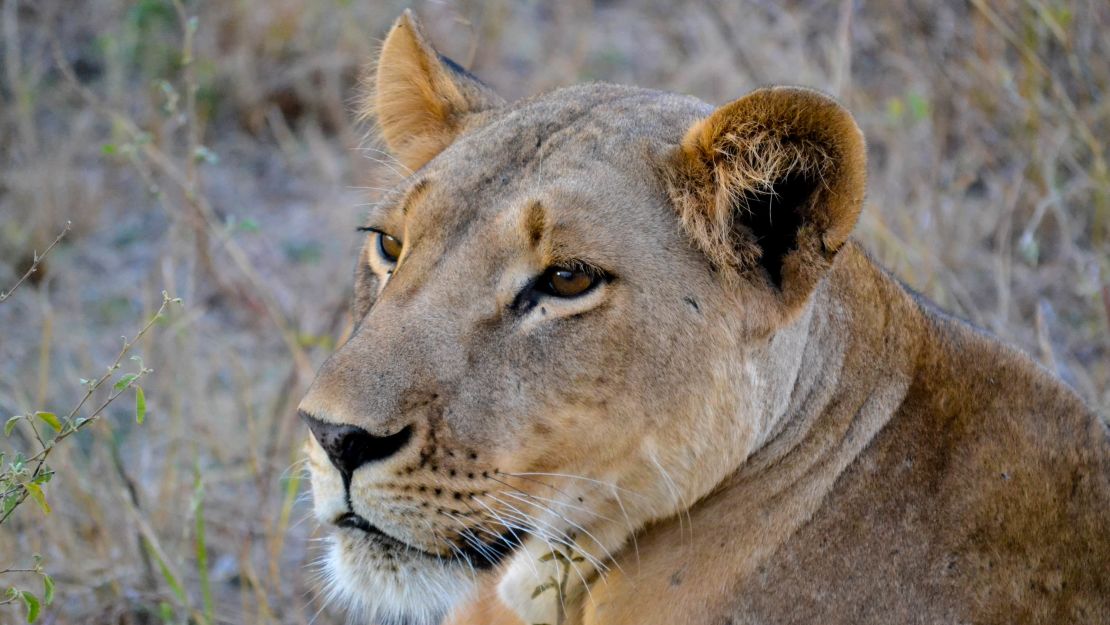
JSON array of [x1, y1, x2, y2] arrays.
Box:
[[298, 11, 1110, 625]]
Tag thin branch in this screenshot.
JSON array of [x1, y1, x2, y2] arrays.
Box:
[[49, 35, 312, 378], [0, 293, 180, 526], [0, 221, 70, 303]]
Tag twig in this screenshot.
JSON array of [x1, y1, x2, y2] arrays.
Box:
[[49, 35, 312, 378], [0, 221, 70, 303], [0, 293, 180, 525]]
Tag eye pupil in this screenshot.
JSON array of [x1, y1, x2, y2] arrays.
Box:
[[547, 268, 595, 297], [378, 233, 403, 263]]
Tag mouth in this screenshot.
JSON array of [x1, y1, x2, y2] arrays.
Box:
[[333, 512, 523, 570]]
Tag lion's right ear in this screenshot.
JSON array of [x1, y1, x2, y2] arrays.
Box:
[[368, 10, 504, 171], [666, 87, 866, 321]]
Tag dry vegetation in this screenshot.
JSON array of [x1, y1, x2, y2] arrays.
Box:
[[0, 0, 1107, 623]]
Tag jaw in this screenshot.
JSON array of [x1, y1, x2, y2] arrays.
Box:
[[325, 531, 479, 625], [492, 458, 711, 624], [489, 402, 783, 624]]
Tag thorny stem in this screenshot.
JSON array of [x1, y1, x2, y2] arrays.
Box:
[[168, 0, 220, 290], [0, 221, 70, 303], [532, 547, 579, 625], [555, 553, 570, 625]]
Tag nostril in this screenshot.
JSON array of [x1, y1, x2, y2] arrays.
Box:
[[299, 410, 413, 480]]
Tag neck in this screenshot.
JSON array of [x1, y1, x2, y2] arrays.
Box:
[[577, 244, 926, 625], [737, 244, 924, 496]]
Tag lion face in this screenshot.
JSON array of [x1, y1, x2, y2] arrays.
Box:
[[299, 11, 865, 625], [301, 89, 747, 624]]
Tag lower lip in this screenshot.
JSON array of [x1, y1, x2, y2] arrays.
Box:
[[335, 515, 410, 546], [335, 512, 382, 535], [334, 512, 521, 570], [335, 513, 443, 556]]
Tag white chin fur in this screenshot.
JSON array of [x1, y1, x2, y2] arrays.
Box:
[[324, 534, 476, 625]]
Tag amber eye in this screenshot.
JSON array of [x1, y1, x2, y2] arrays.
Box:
[[377, 232, 403, 263], [539, 266, 599, 298]]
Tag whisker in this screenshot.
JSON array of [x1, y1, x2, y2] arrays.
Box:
[[495, 473, 643, 566], [421, 516, 477, 579], [496, 490, 619, 575], [494, 470, 579, 500], [358, 152, 412, 180], [502, 471, 649, 501], [610, 483, 641, 565], [465, 496, 539, 576], [648, 452, 693, 541], [484, 493, 609, 574], [480, 494, 581, 557], [438, 510, 503, 565], [487, 475, 609, 524]]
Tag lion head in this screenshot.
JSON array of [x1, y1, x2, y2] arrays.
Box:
[[298, 10, 865, 625]]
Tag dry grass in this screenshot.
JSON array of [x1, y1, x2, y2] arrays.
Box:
[[1, 0, 1107, 623]]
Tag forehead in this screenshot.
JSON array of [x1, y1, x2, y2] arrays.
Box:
[[396, 84, 711, 232], [447, 84, 706, 181]]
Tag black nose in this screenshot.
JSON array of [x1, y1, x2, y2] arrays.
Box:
[[300, 411, 412, 481]]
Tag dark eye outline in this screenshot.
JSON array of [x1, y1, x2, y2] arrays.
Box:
[[509, 261, 611, 314], [534, 262, 609, 299], [357, 226, 402, 264]]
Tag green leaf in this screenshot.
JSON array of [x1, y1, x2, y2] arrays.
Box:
[[101, 143, 117, 155], [192, 145, 219, 165], [135, 386, 147, 424], [237, 217, 260, 234], [158, 601, 174, 623], [5, 415, 23, 437], [885, 97, 904, 123], [2, 495, 18, 518], [42, 575, 54, 606], [539, 550, 570, 564], [194, 469, 213, 622], [24, 482, 50, 515], [907, 92, 930, 121], [20, 590, 40, 623], [114, 373, 139, 391], [144, 539, 186, 604], [34, 412, 60, 432], [530, 580, 555, 599]]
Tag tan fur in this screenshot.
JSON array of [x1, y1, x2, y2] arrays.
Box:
[[369, 10, 503, 171], [300, 12, 1110, 625]]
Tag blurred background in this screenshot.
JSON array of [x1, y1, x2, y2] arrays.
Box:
[[0, 0, 1107, 623]]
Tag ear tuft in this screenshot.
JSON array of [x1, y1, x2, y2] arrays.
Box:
[[668, 87, 866, 308], [368, 10, 504, 171]]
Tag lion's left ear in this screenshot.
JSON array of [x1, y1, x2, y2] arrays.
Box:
[[369, 10, 505, 171], [667, 86, 866, 315]]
